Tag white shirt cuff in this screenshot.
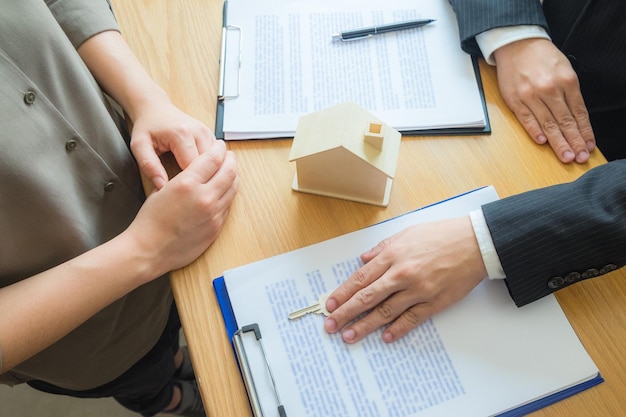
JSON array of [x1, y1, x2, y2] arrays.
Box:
[[476, 25, 551, 65], [469, 209, 506, 279]]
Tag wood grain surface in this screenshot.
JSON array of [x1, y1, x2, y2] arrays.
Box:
[[110, 1, 626, 415]]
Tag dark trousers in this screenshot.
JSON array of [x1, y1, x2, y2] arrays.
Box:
[[28, 303, 182, 417]]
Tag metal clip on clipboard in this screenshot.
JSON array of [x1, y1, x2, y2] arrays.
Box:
[[218, 25, 242, 100], [233, 324, 287, 417]]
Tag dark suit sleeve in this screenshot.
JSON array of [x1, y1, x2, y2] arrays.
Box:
[[482, 160, 626, 306], [448, 0, 548, 57]]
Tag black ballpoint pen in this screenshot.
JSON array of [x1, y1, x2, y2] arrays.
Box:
[[332, 18, 436, 41]]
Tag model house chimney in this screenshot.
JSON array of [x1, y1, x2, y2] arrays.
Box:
[[364, 122, 384, 150]]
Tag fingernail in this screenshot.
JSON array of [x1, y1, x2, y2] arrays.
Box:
[[326, 297, 338, 312], [563, 150, 575, 162], [343, 328, 356, 342], [382, 331, 394, 343], [324, 318, 337, 333], [576, 151, 589, 163], [587, 142, 595, 152], [536, 134, 547, 144]]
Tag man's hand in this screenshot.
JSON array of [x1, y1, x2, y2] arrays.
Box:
[[324, 217, 487, 344], [494, 38, 595, 164]]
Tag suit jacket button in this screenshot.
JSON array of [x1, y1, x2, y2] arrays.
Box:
[[582, 269, 600, 279], [548, 276, 565, 289], [565, 272, 581, 283], [600, 264, 618, 274]]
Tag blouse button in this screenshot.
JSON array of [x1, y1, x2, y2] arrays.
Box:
[[104, 181, 115, 192], [65, 140, 78, 151], [23, 90, 37, 105]]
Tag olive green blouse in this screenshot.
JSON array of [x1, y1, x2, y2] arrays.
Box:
[[0, 0, 172, 390]]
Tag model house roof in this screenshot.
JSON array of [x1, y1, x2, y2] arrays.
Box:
[[288, 101, 401, 178]]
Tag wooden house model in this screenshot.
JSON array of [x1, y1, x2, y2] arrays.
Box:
[[288, 101, 401, 206]]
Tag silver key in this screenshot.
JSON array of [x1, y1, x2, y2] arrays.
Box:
[[288, 293, 330, 320]]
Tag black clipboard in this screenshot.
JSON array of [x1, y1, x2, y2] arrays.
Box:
[[214, 1, 490, 140]]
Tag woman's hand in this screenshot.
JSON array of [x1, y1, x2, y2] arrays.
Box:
[[129, 98, 217, 190]]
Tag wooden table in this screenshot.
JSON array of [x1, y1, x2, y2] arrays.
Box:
[[111, 1, 626, 415]]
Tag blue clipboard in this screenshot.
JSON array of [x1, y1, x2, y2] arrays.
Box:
[[212, 185, 604, 416], [213, 275, 239, 342]]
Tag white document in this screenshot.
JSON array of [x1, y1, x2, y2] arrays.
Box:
[[223, 187, 600, 417], [220, 0, 487, 139]]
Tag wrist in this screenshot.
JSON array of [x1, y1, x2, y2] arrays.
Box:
[[123, 84, 171, 123], [492, 37, 554, 66], [115, 227, 169, 286]]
